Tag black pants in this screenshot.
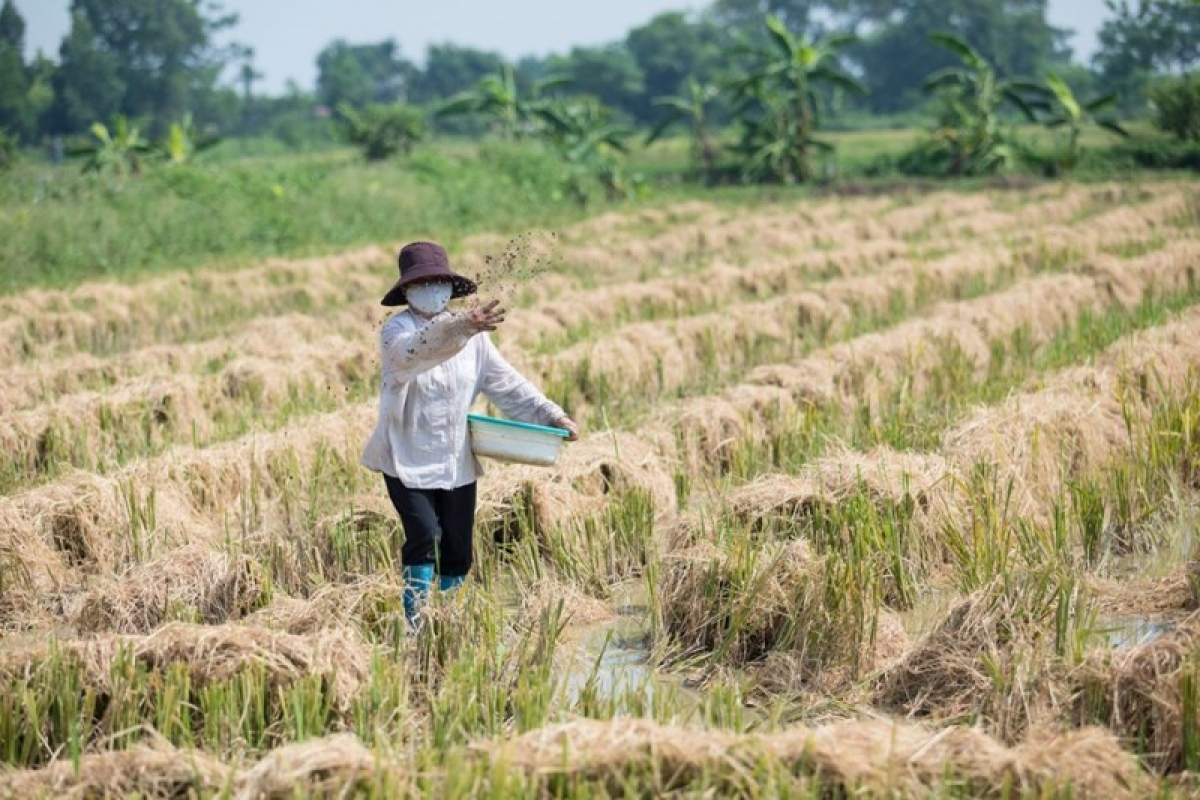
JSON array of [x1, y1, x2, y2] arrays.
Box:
[[383, 475, 477, 577]]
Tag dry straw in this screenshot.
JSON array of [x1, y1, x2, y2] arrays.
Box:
[[72, 545, 267, 634], [1072, 611, 1200, 773], [872, 581, 1067, 742], [233, 733, 384, 799], [747, 608, 910, 697], [0, 732, 392, 800], [669, 385, 795, 475], [1, 307, 375, 413], [1, 246, 391, 364], [0, 623, 370, 711], [726, 447, 954, 533], [244, 578, 406, 638], [0, 738, 230, 800], [515, 576, 615, 630], [477, 429, 676, 539], [483, 716, 1149, 797], [658, 539, 837, 667]]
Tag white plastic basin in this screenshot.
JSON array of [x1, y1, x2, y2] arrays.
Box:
[[467, 414, 569, 466]]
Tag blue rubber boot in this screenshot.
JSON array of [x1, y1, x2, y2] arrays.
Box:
[[402, 564, 435, 628], [438, 574, 467, 592]]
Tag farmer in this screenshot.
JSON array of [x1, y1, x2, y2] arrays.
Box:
[[361, 241, 578, 627]]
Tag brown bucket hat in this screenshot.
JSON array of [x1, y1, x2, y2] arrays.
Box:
[[381, 241, 478, 307]]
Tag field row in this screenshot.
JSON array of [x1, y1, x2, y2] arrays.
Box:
[[2, 206, 1192, 495], [0, 183, 1171, 366]]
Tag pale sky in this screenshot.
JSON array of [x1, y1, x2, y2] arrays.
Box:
[[15, 0, 1111, 95]]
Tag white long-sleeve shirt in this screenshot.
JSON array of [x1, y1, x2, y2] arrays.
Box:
[[360, 309, 565, 489]]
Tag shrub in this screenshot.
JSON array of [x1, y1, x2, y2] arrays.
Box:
[[1149, 73, 1200, 142], [0, 128, 16, 171], [1107, 137, 1200, 171], [336, 103, 427, 161]]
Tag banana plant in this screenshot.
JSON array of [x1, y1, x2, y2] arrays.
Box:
[[646, 79, 722, 182], [534, 98, 635, 203], [727, 15, 863, 183], [923, 32, 1038, 176], [69, 115, 153, 176], [437, 65, 569, 139], [158, 114, 221, 165], [1012, 73, 1129, 173]]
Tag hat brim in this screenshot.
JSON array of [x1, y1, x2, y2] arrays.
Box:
[[381, 273, 478, 307]]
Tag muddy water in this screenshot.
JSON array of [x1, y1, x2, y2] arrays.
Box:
[[554, 582, 698, 713]]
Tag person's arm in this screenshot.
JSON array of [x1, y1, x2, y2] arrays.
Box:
[[478, 336, 577, 438], [383, 301, 507, 383]]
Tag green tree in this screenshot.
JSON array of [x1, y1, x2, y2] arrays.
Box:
[[646, 79, 722, 181], [727, 15, 864, 183], [853, 0, 1070, 114], [1149, 73, 1200, 140], [921, 32, 1039, 176], [436, 64, 567, 138], [0, 0, 30, 139], [48, 10, 125, 135], [545, 46, 645, 121], [64, 0, 238, 132], [1094, 0, 1200, 109], [626, 12, 727, 115], [409, 44, 505, 105], [316, 39, 414, 110]]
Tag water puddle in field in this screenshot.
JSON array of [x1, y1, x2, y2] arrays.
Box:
[[554, 584, 696, 712], [562, 611, 653, 705], [1092, 617, 1177, 650]]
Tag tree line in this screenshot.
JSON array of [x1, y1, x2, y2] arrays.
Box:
[[0, 0, 1197, 169]]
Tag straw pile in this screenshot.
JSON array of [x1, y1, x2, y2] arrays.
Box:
[[0, 373, 211, 483], [482, 716, 1149, 797], [873, 581, 1066, 741], [244, 578, 407, 637], [658, 540, 850, 669], [0, 732, 392, 800], [748, 608, 910, 696], [0, 246, 391, 362], [669, 384, 796, 475], [1072, 611, 1200, 773], [726, 448, 954, 534], [233, 733, 384, 799], [0, 471, 214, 574], [0, 739, 229, 800], [0, 623, 371, 711], [72, 545, 267, 633], [0, 307, 375, 413], [0, 504, 70, 628], [515, 577, 614, 630], [477, 430, 675, 540]]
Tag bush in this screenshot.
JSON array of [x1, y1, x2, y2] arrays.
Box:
[[0, 127, 18, 170], [1105, 137, 1200, 171], [336, 103, 427, 161], [0, 128, 16, 171], [1149, 73, 1200, 142]]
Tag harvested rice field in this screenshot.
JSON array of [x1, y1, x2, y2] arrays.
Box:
[[2, 179, 1200, 798]]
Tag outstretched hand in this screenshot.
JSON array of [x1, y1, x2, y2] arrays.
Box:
[[462, 299, 506, 334], [556, 415, 579, 442]]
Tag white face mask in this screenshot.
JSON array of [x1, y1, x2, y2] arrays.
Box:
[[407, 281, 453, 315]]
